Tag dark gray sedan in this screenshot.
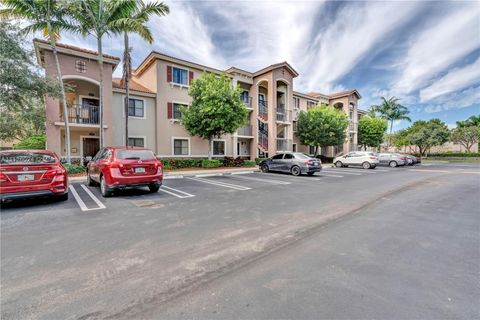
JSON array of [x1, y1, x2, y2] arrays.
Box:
[[260, 152, 322, 176]]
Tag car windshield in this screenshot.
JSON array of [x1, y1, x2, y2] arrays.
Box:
[[368, 153, 377, 156], [294, 153, 311, 160], [0, 152, 57, 164], [115, 149, 156, 160]]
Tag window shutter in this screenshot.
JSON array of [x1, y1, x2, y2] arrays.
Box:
[[189, 71, 194, 85], [167, 66, 172, 82], [167, 102, 173, 119]]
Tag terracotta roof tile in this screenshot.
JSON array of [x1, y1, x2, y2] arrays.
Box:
[[112, 78, 155, 94], [34, 38, 120, 61]]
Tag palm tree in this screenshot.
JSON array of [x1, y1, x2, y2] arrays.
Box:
[[69, 0, 137, 149], [122, 1, 169, 146], [370, 97, 411, 134], [1, 0, 74, 163], [457, 115, 480, 128]]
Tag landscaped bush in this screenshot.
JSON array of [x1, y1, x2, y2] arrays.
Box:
[[243, 160, 256, 167], [411, 152, 480, 158], [63, 164, 86, 175], [13, 134, 46, 150], [222, 156, 245, 167], [255, 157, 267, 165], [202, 159, 221, 168], [160, 158, 204, 170]]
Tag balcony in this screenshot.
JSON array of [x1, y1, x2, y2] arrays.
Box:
[[60, 104, 99, 125], [276, 104, 291, 122], [276, 138, 292, 152], [241, 96, 253, 109], [258, 100, 268, 121], [237, 125, 253, 137]]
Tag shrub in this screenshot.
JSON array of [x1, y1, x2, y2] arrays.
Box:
[[243, 160, 256, 167], [202, 159, 221, 168], [255, 157, 267, 165], [222, 156, 245, 167], [63, 164, 86, 175], [13, 134, 46, 150], [412, 152, 480, 158], [159, 158, 204, 169]]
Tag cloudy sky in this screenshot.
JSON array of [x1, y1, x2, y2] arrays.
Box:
[[56, 1, 479, 131]]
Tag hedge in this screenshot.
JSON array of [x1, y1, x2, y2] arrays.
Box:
[[63, 164, 86, 175], [13, 135, 46, 150], [243, 160, 256, 167], [160, 157, 257, 169], [202, 159, 221, 168], [412, 152, 480, 158], [255, 157, 267, 165]]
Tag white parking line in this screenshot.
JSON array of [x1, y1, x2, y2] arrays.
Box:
[[260, 173, 322, 181], [188, 177, 251, 190], [195, 173, 223, 178], [327, 168, 378, 174], [230, 171, 255, 175], [69, 185, 104, 212], [80, 184, 106, 209], [230, 174, 291, 185], [163, 175, 184, 179], [159, 185, 195, 198], [318, 173, 344, 178], [322, 169, 362, 175]]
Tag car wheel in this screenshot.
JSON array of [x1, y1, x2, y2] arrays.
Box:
[[389, 161, 398, 168], [362, 162, 371, 169], [335, 161, 343, 168], [291, 165, 301, 176], [100, 176, 112, 197], [149, 183, 160, 193], [86, 173, 95, 186], [261, 163, 269, 173]]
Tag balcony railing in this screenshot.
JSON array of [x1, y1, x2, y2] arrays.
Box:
[[258, 100, 268, 121], [276, 138, 292, 151], [60, 104, 99, 125], [241, 96, 253, 108], [276, 104, 291, 122], [237, 125, 253, 136], [258, 130, 268, 150]]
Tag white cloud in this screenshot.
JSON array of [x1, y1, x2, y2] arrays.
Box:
[[419, 57, 480, 102], [392, 4, 480, 95], [424, 85, 480, 113]]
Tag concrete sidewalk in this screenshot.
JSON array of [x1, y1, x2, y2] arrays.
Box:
[[68, 167, 260, 182]]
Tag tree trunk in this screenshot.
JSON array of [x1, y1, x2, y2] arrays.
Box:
[[97, 38, 104, 148], [208, 138, 212, 160], [124, 32, 129, 147], [389, 119, 394, 134], [314, 145, 319, 156], [48, 25, 71, 164]]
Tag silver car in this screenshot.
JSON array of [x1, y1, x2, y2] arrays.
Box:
[[377, 153, 407, 167], [260, 152, 322, 176]]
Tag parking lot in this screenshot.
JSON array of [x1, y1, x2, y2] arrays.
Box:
[[1, 162, 479, 319]]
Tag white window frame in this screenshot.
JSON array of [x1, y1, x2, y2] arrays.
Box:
[[170, 65, 190, 88], [172, 137, 190, 156], [123, 96, 146, 120], [211, 139, 226, 156], [127, 135, 146, 148], [171, 101, 189, 122], [75, 60, 87, 73]]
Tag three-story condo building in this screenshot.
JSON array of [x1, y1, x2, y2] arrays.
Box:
[[34, 39, 363, 162]]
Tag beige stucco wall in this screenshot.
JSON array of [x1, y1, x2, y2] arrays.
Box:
[[111, 92, 157, 151]]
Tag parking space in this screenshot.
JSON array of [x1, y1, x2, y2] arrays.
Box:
[[2, 163, 477, 216]]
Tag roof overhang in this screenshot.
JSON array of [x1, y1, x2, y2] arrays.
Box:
[[253, 62, 299, 78]]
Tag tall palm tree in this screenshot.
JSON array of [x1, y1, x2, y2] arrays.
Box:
[[69, 0, 137, 148], [370, 97, 411, 134], [122, 1, 169, 146], [1, 0, 74, 163]]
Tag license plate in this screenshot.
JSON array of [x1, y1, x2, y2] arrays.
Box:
[[313, 162, 319, 166], [134, 167, 145, 173], [18, 174, 34, 181]]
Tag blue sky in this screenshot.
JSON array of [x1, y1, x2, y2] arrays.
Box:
[[55, 1, 480, 131]]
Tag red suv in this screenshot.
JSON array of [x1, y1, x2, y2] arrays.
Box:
[[0, 150, 68, 202], [86, 147, 163, 197]]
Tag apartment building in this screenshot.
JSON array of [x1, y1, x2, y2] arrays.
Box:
[[34, 39, 363, 162]]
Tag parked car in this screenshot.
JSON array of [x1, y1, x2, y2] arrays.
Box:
[[260, 152, 322, 176], [333, 151, 379, 169], [0, 150, 68, 202], [404, 154, 421, 165], [86, 147, 163, 197], [377, 153, 407, 167]]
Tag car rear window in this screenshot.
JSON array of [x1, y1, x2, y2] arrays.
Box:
[[115, 149, 156, 160], [294, 153, 311, 160], [0, 152, 57, 164]]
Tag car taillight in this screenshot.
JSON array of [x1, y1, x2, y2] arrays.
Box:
[[0, 172, 7, 182], [157, 164, 163, 175], [44, 168, 64, 179], [369, 157, 377, 160], [400, 157, 406, 160]]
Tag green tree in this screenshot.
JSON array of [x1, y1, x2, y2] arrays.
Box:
[[69, 0, 140, 149], [407, 119, 450, 155], [391, 129, 409, 152], [450, 126, 479, 152], [1, 0, 75, 163], [13, 134, 46, 149], [457, 115, 480, 128], [358, 116, 387, 150], [0, 22, 59, 141], [296, 105, 349, 155], [182, 73, 248, 159], [122, 1, 169, 146], [370, 96, 411, 134]]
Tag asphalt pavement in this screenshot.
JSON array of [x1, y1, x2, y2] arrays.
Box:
[[1, 162, 479, 319]]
